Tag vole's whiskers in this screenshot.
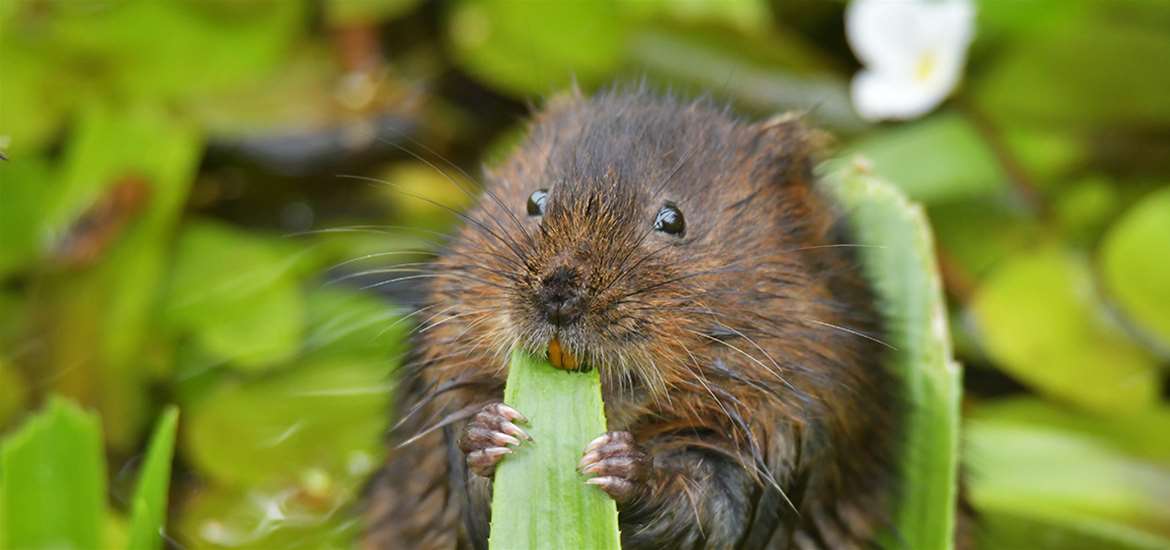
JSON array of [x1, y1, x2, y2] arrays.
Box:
[[396, 402, 482, 449], [806, 319, 896, 350], [376, 129, 535, 248], [338, 174, 530, 268], [685, 329, 797, 394]]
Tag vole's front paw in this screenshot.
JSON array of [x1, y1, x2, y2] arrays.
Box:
[[459, 402, 532, 477], [579, 431, 649, 503]]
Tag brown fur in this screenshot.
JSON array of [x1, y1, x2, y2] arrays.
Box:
[[364, 89, 906, 549]]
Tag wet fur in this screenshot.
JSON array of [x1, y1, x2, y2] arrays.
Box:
[[364, 89, 904, 549]]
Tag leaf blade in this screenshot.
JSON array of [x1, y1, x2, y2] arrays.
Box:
[[126, 406, 180, 550], [822, 166, 962, 550], [0, 397, 107, 550], [489, 349, 621, 550]]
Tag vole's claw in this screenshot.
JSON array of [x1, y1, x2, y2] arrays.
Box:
[[499, 420, 533, 442], [495, 403, 528, 424], [579, 430, 648, 503], [460, 402, 531, 477], [467, 447, 512, 476]]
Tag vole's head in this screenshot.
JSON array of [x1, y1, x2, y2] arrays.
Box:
[[427, 89, 825, 399]]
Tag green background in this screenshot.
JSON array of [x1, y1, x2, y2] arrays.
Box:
[[1, 0, 1168, 548]]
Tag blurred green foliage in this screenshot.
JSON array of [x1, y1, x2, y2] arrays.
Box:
[[1, 0, 1168, 548]]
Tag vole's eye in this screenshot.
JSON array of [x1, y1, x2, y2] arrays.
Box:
[[654, 202, 685, 236], [527, 189, 549, 217]]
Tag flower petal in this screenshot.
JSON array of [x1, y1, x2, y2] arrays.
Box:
[[846, 0, 928, 71], [847, 0, 976, 72], [852, 68, 948, 121], [847, 0, 975, 121]]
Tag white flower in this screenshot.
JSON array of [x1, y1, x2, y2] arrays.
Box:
[[846, 0, 975, 121]]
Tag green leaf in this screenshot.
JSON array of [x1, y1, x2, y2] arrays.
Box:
[[927, 196, 1037, 280], [0, 397, 107, 550], [967, 415, 1170, 548], [0, 359, 29, 430], [0, 157, 52, 277], [975, 8, 1170, 127], [165, 221, 306, 371], [619, 0, 770, 34], [1053, 175, 1121, 242], [998, 126, 1085, 190], [971, 247, 1159, 413], [836, 113, 1007, 204], [303, 287, 408, 362], [821, 167, 961, 550], [977, 509, 1170, 550], [489, 349, 621, 550], [972, 398, 1170, 470], [0, 39, 73, 153], [126, 406, 180, 550], [326, 0, 420, 25], [184, 357, 394, 487], [18, 0, 306, 101], [42, 103, 202, 451], [176, 484, 360, 549], [627, 27, 864, 132], [0, 1, 305, 153], [445, 0, 625, 97], [1100, 187, 1170, 350]]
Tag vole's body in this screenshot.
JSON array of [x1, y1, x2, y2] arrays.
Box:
[[365, 90, 906, 549]]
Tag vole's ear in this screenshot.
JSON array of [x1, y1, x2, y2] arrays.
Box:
[[749, 112, 830, 186]]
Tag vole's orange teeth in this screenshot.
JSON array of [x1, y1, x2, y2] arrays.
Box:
[[547, 337, 579, 370]]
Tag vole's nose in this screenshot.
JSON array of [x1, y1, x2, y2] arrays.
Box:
[[539, 266, 585, 326]]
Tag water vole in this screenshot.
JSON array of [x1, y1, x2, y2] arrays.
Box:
[[364, 88, 914, 549]]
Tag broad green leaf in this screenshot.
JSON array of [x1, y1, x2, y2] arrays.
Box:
[[971, 247, 1159, 413], [627, 27, 863, 132], [1100, 187, 1170, 350], [977, 509, 1170, 550], [18, 0, 306, 101], [927, 196, 1037, 280], [127, 406, 180, 550], [327, 0, 420, 24], [0, 1, 305, 152], [303, 287, 408, 362], [972, 398, 1170, 469], [187, 45, 337, 138], [0, 397, 107, 550], [176, 483, 359, 549], [837, 113, 1006, 204], [967, 417, 1170, 548], [619, 0, 769, 34], [974, 0, 1088, 45], [446, 0, 625, 97], [165, 221, 306, 371], [975, 9, 1170, 127], [0, 360, 29, 429], [44, 103, 202, 450], [1053, 175, 1120, 242], [184, 357, 394, 486], [490, 349, 621, 550], [0, 157, 52, 277], [822, 166, 961, 550], [0, 39, 73, 153], [998, 126, 1085, 190]]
